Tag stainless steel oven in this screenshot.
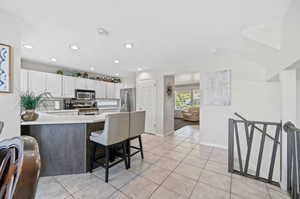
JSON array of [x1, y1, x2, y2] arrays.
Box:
[[75, 89, 95, 100]]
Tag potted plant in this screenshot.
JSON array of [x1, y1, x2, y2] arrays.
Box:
[[20, 92, 48, 121], [56, 70, 64, 75], [74, 72, 82, 77]]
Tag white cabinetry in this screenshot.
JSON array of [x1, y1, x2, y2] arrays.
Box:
[[28, 70, 46, 94], [114, 83, 123, 98], [45, 73, 62, 97], [106, 82, 116, 98], [21, 69, 122, 99], [75, 78, 87, 90], [96, 81, 106, 98], [62, 76, 76, 98], [86, 79, 96, 91], [20, 69, 28, 92]]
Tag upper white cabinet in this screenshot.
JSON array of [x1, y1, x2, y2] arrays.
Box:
[[86, 79, 96, 91], [28, 70, 46, 94], [20, 69, 28, 93], [45, 73, 62, 97], [62, 76, 76, 98], [96, 81, 106, 98], [114, 83, 123, 99], [75, 78, 87, 90], [105, 82, 116, 98], [21, 69, 122, 99]]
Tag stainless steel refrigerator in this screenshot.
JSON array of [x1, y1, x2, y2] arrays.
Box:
[[120, 88, 136, 112]]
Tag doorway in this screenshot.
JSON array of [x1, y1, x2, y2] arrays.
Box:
[[174, 73, 200, 130]]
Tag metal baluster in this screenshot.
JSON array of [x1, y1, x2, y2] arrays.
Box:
[[228, 119, 235, 173], [244, 124, 255, 174], [292, 131, 297, 199], [256, 124, 267, 178], [268, 124, 281, 182], [296, 131, 300, 199], [234, 122, 243, 174]]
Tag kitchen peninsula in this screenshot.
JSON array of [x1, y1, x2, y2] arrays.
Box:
[[21, 112, 110, 176]]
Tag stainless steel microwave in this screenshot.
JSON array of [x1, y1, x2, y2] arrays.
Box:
[[75, 89, 96, 100]]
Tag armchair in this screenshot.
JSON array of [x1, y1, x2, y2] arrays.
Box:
[[182, 107, 200, 122]]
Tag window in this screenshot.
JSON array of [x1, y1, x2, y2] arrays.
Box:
[[175, 89, 200, 110]]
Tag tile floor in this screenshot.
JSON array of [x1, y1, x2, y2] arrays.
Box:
[[36, 125, 290, 199]]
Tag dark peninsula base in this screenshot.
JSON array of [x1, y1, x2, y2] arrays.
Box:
[[21, 122, 104, 176]]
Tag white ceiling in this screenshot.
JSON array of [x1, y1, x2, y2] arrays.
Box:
[[0, 0, 290, 76]]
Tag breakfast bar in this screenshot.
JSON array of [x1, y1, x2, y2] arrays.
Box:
[[21, 113, 108, 176]]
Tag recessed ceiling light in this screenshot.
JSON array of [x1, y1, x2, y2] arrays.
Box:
[[50, 57, 57, 62], [124, 43, 133, 49], [90, 67, 95, 71], [69, 44, 80, 50], [137, 67, 143, 71], [115, 73, 120, 76], [97, 27, 109, 35], [23, 44, 33, 49], [210, 48, 217, 54], [114, 60, 120, 64]]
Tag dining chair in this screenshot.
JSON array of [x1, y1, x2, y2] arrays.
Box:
[[89, 112, 130, 182], [127, 111, 146, 168]]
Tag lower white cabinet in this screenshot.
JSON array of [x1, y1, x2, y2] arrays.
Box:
[[45, 73, 62, 97]]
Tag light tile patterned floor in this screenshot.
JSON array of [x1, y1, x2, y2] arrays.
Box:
[[35, 125, 289, 199]]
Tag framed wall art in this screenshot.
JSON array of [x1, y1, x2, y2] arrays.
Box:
[[202, 69, 231, 106], [0, 43, 11, 93]]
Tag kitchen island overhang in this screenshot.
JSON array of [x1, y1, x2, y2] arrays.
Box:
[[21, 113, 107, 177]]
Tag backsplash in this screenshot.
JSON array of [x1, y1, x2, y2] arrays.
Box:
[[37, 98, 64, 112]]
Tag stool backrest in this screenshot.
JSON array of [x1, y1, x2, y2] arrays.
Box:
[[129, 111, 146, 138], [103, 112, 130, 145]]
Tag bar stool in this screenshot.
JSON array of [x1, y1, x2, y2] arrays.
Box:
[[127, 111, 146, 168], [89, 112, 129, 182]]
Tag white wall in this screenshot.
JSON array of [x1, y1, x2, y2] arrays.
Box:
[[163, 75, 175, 135], [0, 10, 21, 140], [297, 80, 300, 127], [175, 73, 200, 85], [200, 69, 281, 148], [280, 69, 297, 190]]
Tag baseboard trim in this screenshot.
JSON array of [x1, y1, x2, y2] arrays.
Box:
[[164, 130, 175, 136], [199, 142, 228, 150]]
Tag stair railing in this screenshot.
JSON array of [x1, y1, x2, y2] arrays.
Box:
[[283, 121, 300, 199], [228, 113, 282, 186]]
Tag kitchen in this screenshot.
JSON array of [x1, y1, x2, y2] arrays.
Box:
[[20, 67, 136, 177]]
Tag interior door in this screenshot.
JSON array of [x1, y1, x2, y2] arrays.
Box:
[[136, 80, 157, 134]]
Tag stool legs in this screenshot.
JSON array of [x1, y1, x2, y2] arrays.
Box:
[[127, 140, 131, 168], [122, 143, 128, 169], [105, 146, 110, 183], [90, 142, 96, 173], [138, 135, 144, 159]]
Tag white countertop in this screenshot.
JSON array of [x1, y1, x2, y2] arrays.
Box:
[[21, 112, 113, 125]]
